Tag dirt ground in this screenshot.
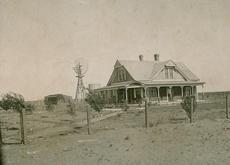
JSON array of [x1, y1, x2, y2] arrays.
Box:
[[1, 102, 230, 165], [0, 103, 114, 143]]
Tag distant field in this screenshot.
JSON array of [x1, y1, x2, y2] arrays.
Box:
[[198, 91, 230, 103]]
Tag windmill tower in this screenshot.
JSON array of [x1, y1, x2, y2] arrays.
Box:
[[73, 58, 88, 101]]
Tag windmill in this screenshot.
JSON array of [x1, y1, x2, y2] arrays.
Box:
[[73, 58, 91, 134], [73, 58, 88, 101]]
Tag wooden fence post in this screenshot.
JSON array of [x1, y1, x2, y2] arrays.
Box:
[[226, 95, 229, 119], [145, 100, 148, 128], [190, 98, 194, 123], [0, 143, 3, 165], [0, 119, 2, 165], [20, 110, 25, 144], [0, 122, 3, 145], [86, 107, 90, 135]]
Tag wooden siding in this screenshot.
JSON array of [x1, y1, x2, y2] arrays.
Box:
[[107, 66, 133, 86]]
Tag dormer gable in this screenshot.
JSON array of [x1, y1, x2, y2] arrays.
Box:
[[151, 60, 189, 81]]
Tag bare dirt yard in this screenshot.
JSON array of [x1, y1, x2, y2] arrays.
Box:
[[1, 102, 230, 165]]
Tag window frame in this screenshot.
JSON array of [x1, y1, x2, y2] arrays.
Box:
[[165, 67, 174, 79]]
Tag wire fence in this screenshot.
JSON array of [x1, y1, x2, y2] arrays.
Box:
[[0, 110, 21, 144], [0, 92, 229, 144], [91, 92, 230, 131], [0, 102, 120, 144]]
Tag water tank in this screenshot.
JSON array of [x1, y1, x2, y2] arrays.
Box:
[[88, 83, 101, 90]]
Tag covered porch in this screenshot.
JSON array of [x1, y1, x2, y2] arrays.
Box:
[[146, 86, 198, 103], [96, 81, 205, 105], [97, 82, 145, 105]]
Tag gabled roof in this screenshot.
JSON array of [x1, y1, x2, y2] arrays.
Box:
[[175, 62, 199, 81], [117, 59, 200, 82]]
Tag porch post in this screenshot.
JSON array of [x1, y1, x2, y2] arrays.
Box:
[[190, 86, 192, 96], [144, 87, 149, 101], [115, 89, 118, 105], [192, 86, 195, 96], [102, 91, 105, 102], [195, 86, 198, 101], [107, 90, 109, 104], [181, 86, 184, 97], [104, 90, 107, 103], [157, 87, 160, 103], [125, 87, 128, 104], [166, 87, 169, 102], [140, 88, 144, 104], [108, 90, 110, 104], [141, 88, 143, 98], [202, 84, 205, 100], [134, 88, 136, 98], [109, 90, 111, 104], [169, 86, 172, 101]]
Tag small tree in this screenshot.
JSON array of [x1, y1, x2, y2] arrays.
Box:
[[0, 92, 25, 111], [0, 92, 26, 144], [181, 96, 197, 123], [85, 89, 105, 112]]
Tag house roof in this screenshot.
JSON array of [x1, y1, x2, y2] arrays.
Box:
[[117, 59, 200, 81], [175, 62, 199, 81]]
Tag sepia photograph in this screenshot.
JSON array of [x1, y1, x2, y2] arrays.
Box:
[[0, 0, 230, 164]]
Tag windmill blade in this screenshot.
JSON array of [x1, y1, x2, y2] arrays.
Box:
[[74, 57, 88, 76], [81, 63, 88, 75], [73, 57, 88, 101]]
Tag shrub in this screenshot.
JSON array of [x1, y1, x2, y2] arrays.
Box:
[[85, 89, 105, 112], [181, 96, 197, 120]]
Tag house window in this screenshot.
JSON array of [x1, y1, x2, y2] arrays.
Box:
[[119, 70, 122, 81], [165, 68, 169, 79], [117, 69, 126, 82], [165, 67, 174, 79], [121, 70, 124, 81], [169, 68, 173, 79], [122, 70, 126, 81], [116, 71, 120, 81], [115, 68, 127, 82]]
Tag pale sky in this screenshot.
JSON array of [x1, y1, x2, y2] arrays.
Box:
[[0, 0, 230, 100]]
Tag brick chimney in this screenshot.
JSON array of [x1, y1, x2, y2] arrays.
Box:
[[139, 55, 144, 61], [154, 54, 159, 62]]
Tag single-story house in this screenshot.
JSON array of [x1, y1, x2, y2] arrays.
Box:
[[96, 54, 205, 105], [44, 94, 73, 105]]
